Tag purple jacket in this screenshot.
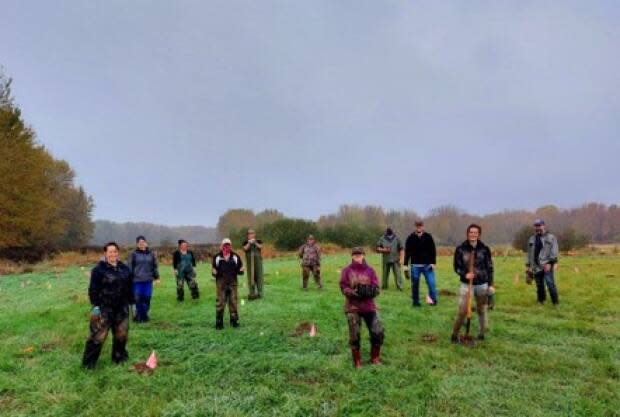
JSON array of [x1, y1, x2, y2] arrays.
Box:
[[339, 261, 380, 313]]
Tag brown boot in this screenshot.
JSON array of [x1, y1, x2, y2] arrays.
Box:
[[370, 345, 382, 365], [351, 348, 362, 369]]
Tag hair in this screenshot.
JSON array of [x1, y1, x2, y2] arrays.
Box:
[[178, 239, 187, 246], [467, 224, 482, 234], [103, 242, 120, 252]]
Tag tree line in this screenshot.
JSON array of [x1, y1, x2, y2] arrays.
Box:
[[217, 203, 620, 251], [92, 220, 217, 247], [0, 73, 94, 261]]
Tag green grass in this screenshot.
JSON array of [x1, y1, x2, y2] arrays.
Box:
[[0, 254, 618, 417]]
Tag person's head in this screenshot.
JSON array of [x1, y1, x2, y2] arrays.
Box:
[[414, 220, 424, 234], [386, 227, 394, 236], [178, 239, 189, 252], [247, 229, 256, 240], [221, 238, 232, 253], [534, 219, 546, 235], [307, 235, 316, 245], [103, 242, 120, 264], [136, 235, 147, 250], [466, 224, 482, 243], [351, 247, 365, 264]]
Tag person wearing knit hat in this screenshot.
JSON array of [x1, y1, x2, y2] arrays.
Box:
[[172, 240, 199, 301], [243, 229, 264, 300], [212, 238, 244, 329], [127, 236, 160, 322]]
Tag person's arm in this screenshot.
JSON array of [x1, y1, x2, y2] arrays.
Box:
[[339, 269, 356, 298], [316, 246, 321, 265], [190, 251, 197, 267], [152, 252, 160, 280], [298, 245, 304, 259], [525, 237, 532, 269], [429, 235, 437, 266], [376, 238, 385, 253], [370, 268, 381, 295], [255, 239, 263, 250], [126, 268, 135, 305], [88, 267, 103, 307], [404, 236, 411, 266], [549, 235, 559, 264], [126, 252, 134, 273], [211, 254, 218, 277], [237, 254, 244, 274], [486, 246, 494, 287], [242, 240, 251, 251], [172, 251, 180, 271], [453, 247, 464, 277]]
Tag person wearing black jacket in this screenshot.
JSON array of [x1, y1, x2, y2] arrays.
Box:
[[82, 242, 134, 369], [403, 221, 438, 306], [211, 238, 244, 329], [172, 240, 199, 301], [451, 224, 495, 343]]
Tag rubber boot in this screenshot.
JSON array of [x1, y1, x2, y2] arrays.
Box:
[[351, 348, 362, 369], [370, 345, 382, 365], [177, 288, 184, 302], [82, 340, 103, 369], [190, 285, 200, 300], [215, 313, 224, 330], [111, 338, 128, 364]]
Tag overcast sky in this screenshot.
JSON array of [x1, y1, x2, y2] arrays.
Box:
[[2, 1, 619, 226]]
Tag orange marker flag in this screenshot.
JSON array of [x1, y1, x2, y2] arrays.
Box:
[[146, 350, 157, 369]]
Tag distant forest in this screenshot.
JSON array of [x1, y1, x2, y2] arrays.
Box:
[[91, 221, 218, 246]]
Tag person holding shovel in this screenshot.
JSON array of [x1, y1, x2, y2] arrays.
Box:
[[212, 238, 244, 329], [242, 229, 264, 300], [340, 247, 384, 368], [172, 240, 200, 301], [82, 242, 134, 369], [526, 219, 560, 306], [451, 224, 494, 343]]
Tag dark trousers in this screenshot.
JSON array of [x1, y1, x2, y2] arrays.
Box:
[[302, 265, 322, 289], [346, 311, 384, 349], [535, 270, 559, 304], [216, 280, 238, 324], [82, 306, 129, 368], [177, 268, 199, 301]]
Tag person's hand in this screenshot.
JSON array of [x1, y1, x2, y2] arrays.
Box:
[[488, 285, 496, 295], [174, 269, 178, 276], [543, 264, 551, 273], [430, 264, 436, 270], [90, 306, 101, 323], [344, 287, 358, 298], [402, 265, 409, 272], [211, 268, 218, 277], [465, 273, 475, 281], [526, 267, 532, 274], [154, 279, 161, 286]]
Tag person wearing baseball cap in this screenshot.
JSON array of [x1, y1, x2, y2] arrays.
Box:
[[298, 234, 322, 290], [339, 246, 384, 368], [212, 238, 244, 329], [526, 219, 560, 305]]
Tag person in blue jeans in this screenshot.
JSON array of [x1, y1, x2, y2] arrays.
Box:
[[403, 220, 438, 306], [526, 219, 559, 305], [127, 236, 160, 322]]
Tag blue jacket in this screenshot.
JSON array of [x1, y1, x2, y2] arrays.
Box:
[[127, 249, 159, 283]]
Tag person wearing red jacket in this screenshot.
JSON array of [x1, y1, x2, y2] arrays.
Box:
[[339, 247, 384, 368]]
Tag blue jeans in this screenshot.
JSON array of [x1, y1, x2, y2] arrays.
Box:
[[411, 265, 437, 305], [133, 281, 154, 321], [534, 269, 559, 304]]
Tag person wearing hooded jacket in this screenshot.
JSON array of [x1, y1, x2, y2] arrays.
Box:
[[127, 235, 160, 322], [376, 227, 404, 290], [339, 247, 384, 368]]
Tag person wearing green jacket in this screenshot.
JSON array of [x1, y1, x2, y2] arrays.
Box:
[[243, 229, 264, 300], [376, 228, 404, 290]]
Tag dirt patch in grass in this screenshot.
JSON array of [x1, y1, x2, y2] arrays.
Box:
[[422, 333, 438, 343], [290, 322, 315, 337], [439, 289, 457, 297]]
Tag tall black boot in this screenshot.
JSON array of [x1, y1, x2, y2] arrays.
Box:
[[111, 338, 128, 364], [177, 287, 184, 302], [82, 340, 103, 369], [191, 285, 200, 300], [215, 312, 224, 330]]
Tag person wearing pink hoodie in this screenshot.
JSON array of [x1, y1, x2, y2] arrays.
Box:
[[339, 247, 384, 368]]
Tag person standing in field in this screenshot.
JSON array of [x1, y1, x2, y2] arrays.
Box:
[[451, 224, 495, 343], [242, 229, 264, 300], [82, 242, 134, 369], [212, 238, 244, 329], [526, 219, 560, 306], [298, 234, 322, 290], [340, 247, 384, 368], [172, 240, 199, 301], [127, 235, 160, 323], [376, 227, 404, 290], [403, 221, 438, 306]]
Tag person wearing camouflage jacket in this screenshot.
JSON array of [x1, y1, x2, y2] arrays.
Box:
[[526, 219, 560, 305], [298, 235, 322, 290]]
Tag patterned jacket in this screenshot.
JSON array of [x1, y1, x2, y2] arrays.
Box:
[[299, 243, 321, 267]]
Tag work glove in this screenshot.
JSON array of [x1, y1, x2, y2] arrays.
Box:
[[90, 306, 101, 324]]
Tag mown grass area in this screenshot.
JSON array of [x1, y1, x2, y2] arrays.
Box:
[[0, 254, 618, 417]]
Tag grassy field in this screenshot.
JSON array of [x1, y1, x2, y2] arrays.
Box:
[[0, 253, 618, 417]]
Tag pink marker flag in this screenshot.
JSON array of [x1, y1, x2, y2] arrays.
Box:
[[146, 350, 157, 369], [426, 295, 434, 305], [309, 323, 317, 337]]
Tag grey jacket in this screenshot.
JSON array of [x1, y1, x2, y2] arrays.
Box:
[[127, 249, 160, 283], [526, 232, 559, 273]]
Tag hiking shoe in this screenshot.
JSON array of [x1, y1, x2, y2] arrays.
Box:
[[477, 334, 485, 341], [451, 334, 459, 344]]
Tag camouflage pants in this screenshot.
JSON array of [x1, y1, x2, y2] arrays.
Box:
[[346, 312, 384, 349], [82, 306, 129, 368], [302, 265, 322, 289], [177, 268, 199, 301], [216, 280, 238, 323], [452, 283, 488, 336]]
